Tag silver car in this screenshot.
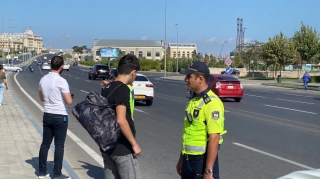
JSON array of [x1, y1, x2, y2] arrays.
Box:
[[3, 64, 22, 72]]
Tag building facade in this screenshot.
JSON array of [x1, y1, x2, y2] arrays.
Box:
[[92, 39, 164, 60], [0, 27, 43, 54], [168, 43, 197, 58]]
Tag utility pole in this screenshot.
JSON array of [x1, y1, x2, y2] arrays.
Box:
[[0, 12, 3, 34], [175, 23, 178, 73], [164, 0, 167, 77]]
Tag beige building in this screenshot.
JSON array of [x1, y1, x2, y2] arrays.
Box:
[[0, 27, 43, 54], [168, 43, 197, 58], [92, 39, 164, 60]]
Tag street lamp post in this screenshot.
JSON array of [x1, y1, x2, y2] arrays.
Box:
[[175, 23, 178, 73], [8, 20, 12, 58], [0, 12, 3, 34], [219, 40, 227, 60], [164, 0, 167, 77]]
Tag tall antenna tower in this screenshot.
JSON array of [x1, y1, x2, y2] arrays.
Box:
[[236, 18, 244, 52]]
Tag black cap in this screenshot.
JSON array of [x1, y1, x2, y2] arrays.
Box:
[[179, 61, 210, 75]]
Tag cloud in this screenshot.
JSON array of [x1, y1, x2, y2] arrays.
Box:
[[244, 38, 252, 43], [140, 36, 148, 40], [227, 37, 234, 42], [65, 34, 72, 40], [208, 37, 217, 42]]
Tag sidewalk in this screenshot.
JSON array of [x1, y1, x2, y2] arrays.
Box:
[[0, 91, 74, 179]]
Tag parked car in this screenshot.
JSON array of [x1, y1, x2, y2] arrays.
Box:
[[88, 64, 110, 80], [3, 64, 22, 72], [221, 69, 240, 76], [132, 73, 154, 106]]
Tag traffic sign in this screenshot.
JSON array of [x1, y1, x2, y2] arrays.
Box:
[[2, 48, 10, 52], [225, 58, 232, 66], [225, 66, 233, 75], [6, 55, 11, 60]]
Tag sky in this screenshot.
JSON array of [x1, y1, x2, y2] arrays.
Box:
[[1, 0, 320, 55]]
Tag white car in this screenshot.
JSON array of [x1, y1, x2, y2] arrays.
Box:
[[278, 169, 320, 179], [3, 64, 22, 72], [132, 73, 154, 106], [63, 64, 70, 71], [42, 64, 51, 70]]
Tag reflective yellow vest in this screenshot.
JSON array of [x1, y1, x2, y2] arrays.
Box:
[[127, 85, 135, 120], [182, 90, 227, 155]]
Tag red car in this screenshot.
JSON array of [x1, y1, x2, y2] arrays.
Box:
[[209, 74, 243, 102]]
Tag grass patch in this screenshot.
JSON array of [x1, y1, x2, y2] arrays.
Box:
[[261, 82, 320, 91]]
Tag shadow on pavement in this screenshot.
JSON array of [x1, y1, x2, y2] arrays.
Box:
[[25, 157, 55, 179], [78, 160, 104, 179]]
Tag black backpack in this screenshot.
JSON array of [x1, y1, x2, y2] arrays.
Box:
[[72, 84, 121, 152]]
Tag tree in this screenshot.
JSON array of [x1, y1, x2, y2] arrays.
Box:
[[292, 22, 320, 64], [232, 52, 242, 68], [72, 45, 87, 53], [261, 32, 296, 75]]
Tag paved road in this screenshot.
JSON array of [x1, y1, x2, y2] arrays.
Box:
[[7, 64, 320, 179]]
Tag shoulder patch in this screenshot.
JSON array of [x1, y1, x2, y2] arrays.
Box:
[[203, 94, 211, 104], [212, 111, 220, 120]]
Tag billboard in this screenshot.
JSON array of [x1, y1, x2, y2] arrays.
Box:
[[100, 48, 120, 58]]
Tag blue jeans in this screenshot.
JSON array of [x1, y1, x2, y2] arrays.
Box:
[[181, 152, 220, 179], [39, 113, 68, 177], [0, 82, 4, 104], [303, 81, 308, 90]]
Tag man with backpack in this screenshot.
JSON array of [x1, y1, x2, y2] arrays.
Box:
[[100, 54, 141, 179]]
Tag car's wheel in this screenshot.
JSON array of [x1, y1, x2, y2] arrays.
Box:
[[67, 69, 69, 71], [146, 100, 153, 106], [234, 98, 241, 102]]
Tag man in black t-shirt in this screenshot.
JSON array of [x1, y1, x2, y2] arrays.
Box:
[[100, 54, 141, 179]]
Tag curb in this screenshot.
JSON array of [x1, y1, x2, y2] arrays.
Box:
[[261, 83, 320, 91]]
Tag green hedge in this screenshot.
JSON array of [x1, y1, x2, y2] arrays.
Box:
[[310, 76, 320, 83]]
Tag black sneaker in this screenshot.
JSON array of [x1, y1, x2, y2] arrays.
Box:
[[38, 173, 50, 179], [54, 174, 70, 179]]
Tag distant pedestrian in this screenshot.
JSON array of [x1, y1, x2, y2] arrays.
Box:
[[0, 65, 9, 106], [38, 56, 73, 179], [302, 71, 310, 90], [100, 54, 141, 179]]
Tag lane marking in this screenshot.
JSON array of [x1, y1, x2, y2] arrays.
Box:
[[265, 104, 316, 114], [233, 142, 314, 170], [251, 90, 274, 93], [86, 80, 91, 82], [225, 110, 230, 112], [80, 90, 89, 94], [276, 98, 315, 105], [134, 108, 149, 114], [14, 73, 104, 167], [76, 78, 79, 80], [168, 84, 180, 87], [244, 94, 266, 98], [284, 93, 312, 98]]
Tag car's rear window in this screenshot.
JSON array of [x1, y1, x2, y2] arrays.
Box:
[[135, 76, 148, 81], [96, 65, 109, 70], [216, 75, 238, 81]]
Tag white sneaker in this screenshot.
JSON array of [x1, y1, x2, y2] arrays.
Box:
[[38, 173, 50, 179]]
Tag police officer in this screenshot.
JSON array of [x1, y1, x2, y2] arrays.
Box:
[[176, 61, 226, 179]]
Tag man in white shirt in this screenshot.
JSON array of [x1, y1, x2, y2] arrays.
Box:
[[38, 56, 73, 179]]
